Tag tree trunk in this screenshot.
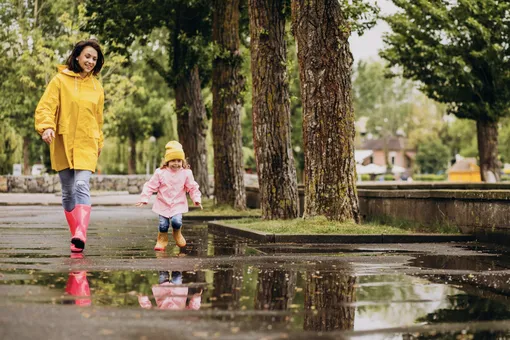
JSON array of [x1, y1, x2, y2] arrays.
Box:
[[248, 0, 299, 219], [175, 66, 210, 197], [255, 270, 296, 324], [128, 135, 136, 175], [291, 0, 360, 222], [477, 119, 500, 182], [23, 136, 30, 175], [303, 271, 356, 331], [212, 0, 246, 209]]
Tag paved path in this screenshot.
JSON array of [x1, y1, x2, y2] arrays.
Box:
[[1, 205, 510, 339], [0, 192, 139, 206]]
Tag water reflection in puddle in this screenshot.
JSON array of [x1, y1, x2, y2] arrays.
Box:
[[2, 267, 510, 333]]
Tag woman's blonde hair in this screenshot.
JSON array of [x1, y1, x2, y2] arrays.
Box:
[[160, 158, 189, 169]]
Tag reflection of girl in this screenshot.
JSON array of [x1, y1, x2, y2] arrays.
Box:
[[35, 39, 105, 253], [138, 271, 202, 310]]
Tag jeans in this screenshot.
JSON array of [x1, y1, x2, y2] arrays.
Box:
[[158, 214, 182, 232], [58, 169, 92, 211], [158, 271, 182, 285]]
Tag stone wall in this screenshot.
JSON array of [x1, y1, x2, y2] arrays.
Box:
[[0, 175, 151, 194], [357, 189, 510, 243]]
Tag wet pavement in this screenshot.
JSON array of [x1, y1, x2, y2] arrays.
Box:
[[1, 205, 510, 339]]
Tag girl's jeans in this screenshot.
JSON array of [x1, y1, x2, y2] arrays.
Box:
[[158, 214, 183, 232], [58, 169, 92, 212]]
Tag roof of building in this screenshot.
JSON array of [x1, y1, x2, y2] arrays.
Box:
[[448, 158, 479, 172], [361, 137, 413, 151]]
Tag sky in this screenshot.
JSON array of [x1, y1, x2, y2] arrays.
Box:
[[348, 0, 399, 62]]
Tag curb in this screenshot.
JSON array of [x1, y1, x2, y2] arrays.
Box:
[[208, 222, 476, 244], [183, 215, 260, 223]]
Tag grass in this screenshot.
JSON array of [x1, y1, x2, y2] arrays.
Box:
[[186, 197, 261, 217], [218, 216, 461, 235]]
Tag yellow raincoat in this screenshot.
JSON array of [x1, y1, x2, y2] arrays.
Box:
[[35, 66, 104, 172]]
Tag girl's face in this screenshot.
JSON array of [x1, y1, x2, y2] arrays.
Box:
[[76, 46, 98, 75], [168, 159, 183, 170]]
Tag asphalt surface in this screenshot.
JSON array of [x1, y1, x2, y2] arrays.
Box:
[[1, 202, 510, 339]]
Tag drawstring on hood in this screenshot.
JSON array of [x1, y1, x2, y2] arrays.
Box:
[[58, 65, 97, 91]]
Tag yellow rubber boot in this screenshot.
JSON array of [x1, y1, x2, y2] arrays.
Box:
[[154, 232, 169, 251], [172, 228, 186, 248]]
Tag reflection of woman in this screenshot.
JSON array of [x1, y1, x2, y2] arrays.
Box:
[[34, 40, 105, 253], [138, 271, 202, 310], [64, 271, 91, 306]]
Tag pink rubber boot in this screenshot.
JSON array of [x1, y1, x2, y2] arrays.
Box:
[[65, 271, 91, 306], [71, 204, 91, 252], [64, 209, 81, 253]]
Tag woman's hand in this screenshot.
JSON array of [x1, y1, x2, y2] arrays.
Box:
[[135, 202, 147, 207], [98, 148, 102, 157], [194, 202, 203, 210], [42, 129, 55, 145]]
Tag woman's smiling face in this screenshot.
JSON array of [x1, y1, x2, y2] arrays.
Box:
[[76, 46, 98, 75]]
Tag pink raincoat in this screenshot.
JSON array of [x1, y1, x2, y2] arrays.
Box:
[[138, 283, 202, 310], [139, 167, 201, 218]]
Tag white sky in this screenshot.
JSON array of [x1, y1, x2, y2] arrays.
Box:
[[349, 0, 399, 62]]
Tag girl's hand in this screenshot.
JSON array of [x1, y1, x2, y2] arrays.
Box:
[[42, 128, 55, 144], [194, 202, 203, 210], [135, 202, 147, 207]]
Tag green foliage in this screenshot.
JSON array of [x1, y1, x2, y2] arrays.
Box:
[[0, 124, 21, 174], [0, 1, 89, 172], [353, 60, 413, 138], [413, 174, 447, 182], [86, 0, 213, 88], [443, 118, 478, 158], [381, 0, 510, 122], [498, 117, 510, 165], [339, 0, 380, 36], [415, 139, 450, 174]]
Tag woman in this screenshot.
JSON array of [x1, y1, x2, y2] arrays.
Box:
[[35, 39, 105, 253]]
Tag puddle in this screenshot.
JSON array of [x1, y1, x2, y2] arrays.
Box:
[[2, 266, 510, 333], [408, 255, 510, 271]]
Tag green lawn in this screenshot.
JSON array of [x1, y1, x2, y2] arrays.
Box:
[[186, 198, 261, 217], [218, 216, 460, 235]]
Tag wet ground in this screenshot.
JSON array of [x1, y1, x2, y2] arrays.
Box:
[[1, 206, 510, 339]]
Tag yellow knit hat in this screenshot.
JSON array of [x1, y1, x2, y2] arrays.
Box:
[[164, 140, 185, 163]]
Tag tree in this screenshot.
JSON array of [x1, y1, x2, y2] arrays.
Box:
[[0, 0, 78, 174], [381, 0, 510, 182], [211, 0, 246, 209], [292, 0, 375, 221], [248, 0, 299, 219], [415, 139, 450, 174], [87, 0, 212, 195], [353, 60, 413, 138]]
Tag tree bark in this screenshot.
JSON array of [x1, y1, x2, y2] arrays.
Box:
[[175, 65, 211, 197], [291, 0, 360, 222], [477, 119, 500, 182], [23, 136, 30, 175], [303, 271, 356, 331], [255, 270, 296, 324], [249, 0, 299, 219], [128, 135, 136, 175], [212, 0, 246, 209]]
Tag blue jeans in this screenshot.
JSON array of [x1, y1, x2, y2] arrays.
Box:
[[158, 271, 182, 284], [158, 214, 182, 232], [58, 169, 92, 211]]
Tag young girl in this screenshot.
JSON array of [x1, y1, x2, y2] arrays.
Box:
[[136, 141, 202, 251]]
